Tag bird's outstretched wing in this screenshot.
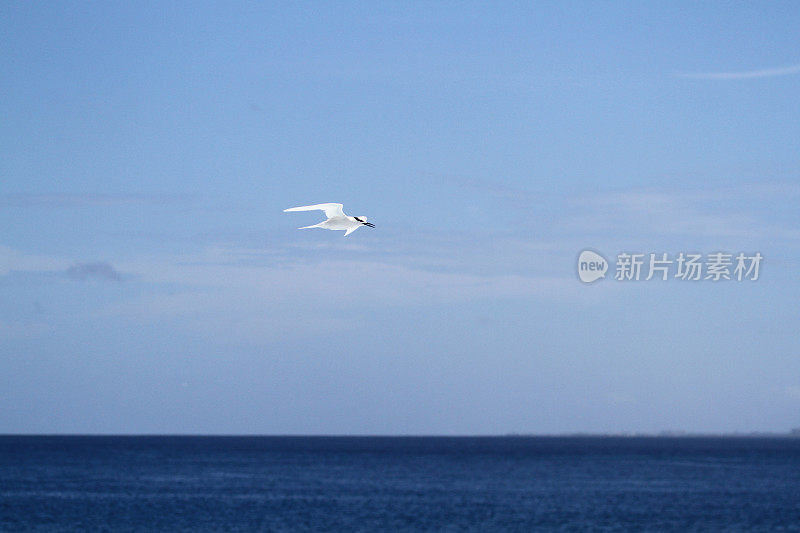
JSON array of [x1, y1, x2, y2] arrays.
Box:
[[283, 203, 344, 219]]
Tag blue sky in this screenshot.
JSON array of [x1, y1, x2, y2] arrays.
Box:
[[2, 2, 799, 434]]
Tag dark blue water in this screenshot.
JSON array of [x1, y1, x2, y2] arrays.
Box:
[[2, 436, 800, 531]]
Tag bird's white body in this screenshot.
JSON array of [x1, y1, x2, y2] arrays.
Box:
[[283, 203, 374, 236]]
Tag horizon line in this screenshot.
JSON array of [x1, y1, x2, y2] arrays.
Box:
[[2, 431, 799, 438]]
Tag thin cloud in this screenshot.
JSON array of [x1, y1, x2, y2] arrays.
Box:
[[65, 262, 124, 281], [677, 63, 800, 80], [782, 386, 800, 401], [0, 193, 193, 208], [573, 185, 800, 242], [432, 172, 542, 201], [0, 245, 66, 275]]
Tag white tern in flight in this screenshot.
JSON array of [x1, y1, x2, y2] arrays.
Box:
[[284, 203, 374, 236]]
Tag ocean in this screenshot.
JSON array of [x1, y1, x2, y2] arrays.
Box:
[[1, 436, 799, 531]]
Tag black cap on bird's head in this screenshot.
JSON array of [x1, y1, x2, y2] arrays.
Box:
[[354, 216, 375, 227]]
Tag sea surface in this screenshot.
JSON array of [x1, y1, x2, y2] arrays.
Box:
[[1, 436, 800, 531]]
